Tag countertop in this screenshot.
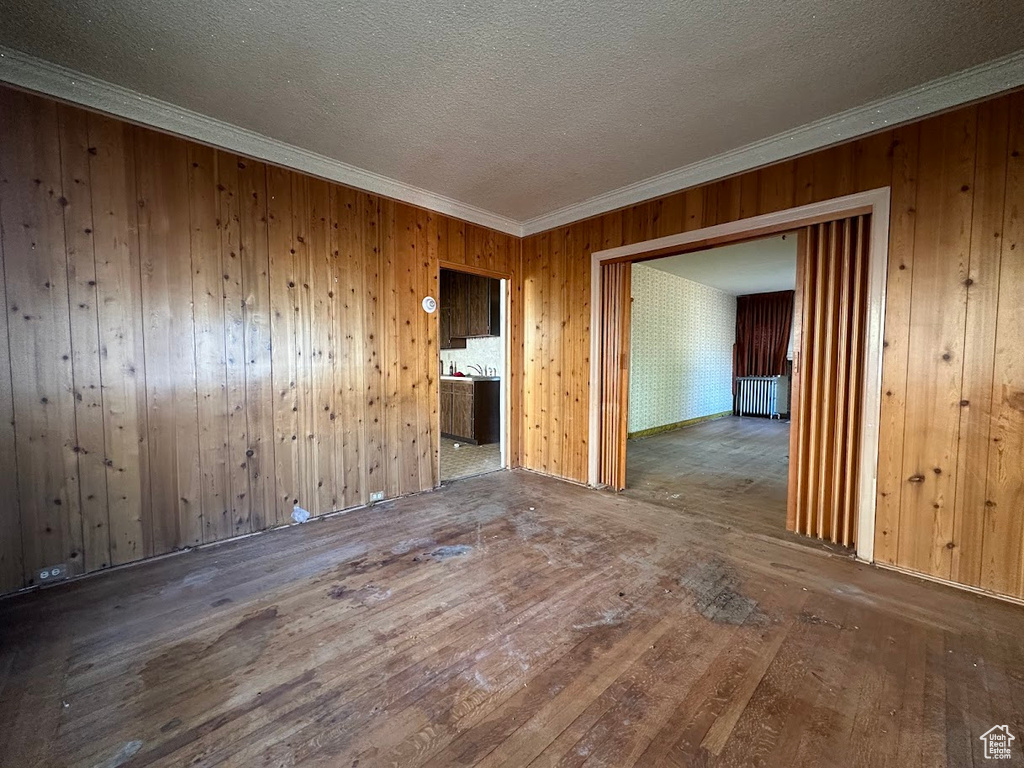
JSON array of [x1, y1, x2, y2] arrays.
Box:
[[440, 375, 501, 382]]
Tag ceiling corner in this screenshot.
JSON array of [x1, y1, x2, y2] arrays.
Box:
[[520, 48, 1024, 236], [0, 44, 525, 237]]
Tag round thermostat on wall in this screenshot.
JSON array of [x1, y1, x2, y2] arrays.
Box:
[[422, 296, 437, 313]]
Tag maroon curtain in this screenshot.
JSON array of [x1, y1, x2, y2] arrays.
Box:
[[734, 290, 794, 378]]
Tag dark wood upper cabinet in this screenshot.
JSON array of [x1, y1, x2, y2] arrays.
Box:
[[449, 271, 471, 338], [465, 274, 491, 336], [441, 268, 500, 341], [439, 304, 466, 350]]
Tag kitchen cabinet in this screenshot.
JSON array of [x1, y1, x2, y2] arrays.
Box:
[[452, 385, 474, 439], [464, 273, 495, 336], [441, 269, 500, 340], [439, 378, 500, 444], [439, 305, 466, 350]]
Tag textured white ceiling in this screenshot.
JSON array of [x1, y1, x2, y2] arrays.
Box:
[[645, 234, 797, 296], [2, 1, 1023, 224]]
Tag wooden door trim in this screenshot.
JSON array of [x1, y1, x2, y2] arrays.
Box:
[[438, 260, 511, 280], [437, 264, 513, 477], [586, 187, 891, 563]]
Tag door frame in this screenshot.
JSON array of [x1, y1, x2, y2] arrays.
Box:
[[586, 188, 891, 563], [437, 261, 512, 479]]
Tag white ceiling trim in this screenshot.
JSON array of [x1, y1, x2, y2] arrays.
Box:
[[0, 45, 523, 237], [2, 45, 1023, 240], [521, 49, 1024, 236]]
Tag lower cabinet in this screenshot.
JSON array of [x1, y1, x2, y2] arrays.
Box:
[[440, 379, 500, 444], [452, 386, 474, 439]]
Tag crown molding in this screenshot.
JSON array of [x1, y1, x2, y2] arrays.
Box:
[[3, 44, 1023, 241], [521, 49, 1024, 236], [0, 45, 523, 237]]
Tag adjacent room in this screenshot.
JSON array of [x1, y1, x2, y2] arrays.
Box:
[[1, 2, 1023, 766], [439, 267, 506, 481], [625, 234, 799, 539]]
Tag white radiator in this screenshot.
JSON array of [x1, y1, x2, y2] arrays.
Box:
[[735, 375, 789, 419]]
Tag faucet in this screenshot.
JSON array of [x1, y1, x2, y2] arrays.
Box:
[[466, 364, 484, 376]]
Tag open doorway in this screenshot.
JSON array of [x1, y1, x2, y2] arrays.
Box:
[[623, 234, 798, 538], [438, 267, 506, 482], [588, 190, 889, 561]]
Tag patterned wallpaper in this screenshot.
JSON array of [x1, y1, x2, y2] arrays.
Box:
[[629, 264, 736, 433]]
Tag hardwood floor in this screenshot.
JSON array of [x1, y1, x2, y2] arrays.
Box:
[[625, 416, 812, 545], [1, 469, 1022, 767]]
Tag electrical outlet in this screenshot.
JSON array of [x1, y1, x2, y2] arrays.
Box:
[[36, 564, 68, 584], [369, 491, 385, 503]]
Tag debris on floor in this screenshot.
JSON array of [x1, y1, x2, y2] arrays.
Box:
[[426, 545, 473, 560]]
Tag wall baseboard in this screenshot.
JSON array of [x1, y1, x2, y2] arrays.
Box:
[[628, 411, 733, 440], [874, 562, 1024, 608], [0, 493, 400, 600]]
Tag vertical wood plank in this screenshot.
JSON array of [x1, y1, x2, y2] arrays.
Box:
[[952, 99, 1009, 587], [86, 113, 148, 565], [0, 90, 84, 582], [333, 187, 366, 507], [237, 158, 276, 531], [980, 93, 1024, 597], [787, 227, 809, 533], [874, 125, 919, 564], [830, 220, 853, 540], [266, 165, 299, 522], [57, 104, 111, 573], [361, 195, 385, 499], [525, 233, 548, 473], [136, 128, 202, 551], [547, 228, 564, 479], [379, 200, 401, 498], [0, 157, 24, 592], [853, 131, 894, 192], [291, 175, 315, 512], [843, 216, 869, 546], [307, 177, 337, 514], [758, 160, 796, 215], [188, 144, 231, 543], [410, 209, 431, 492], [683, 188, 704, 232], [804, 224, 828, 537], [616, 262, 632, 489], [422, 210, 439, 488], [217, 152, 251, 536], [815, 222, 841, 539], [507, 236, 524, 469], [897, 107, 976, 579]]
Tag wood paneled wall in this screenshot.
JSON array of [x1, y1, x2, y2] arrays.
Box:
[[0, 85, 521, 594], [522, 90, 1024, 600]]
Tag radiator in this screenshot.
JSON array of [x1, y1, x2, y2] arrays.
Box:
[[735, 375, 789, 419]]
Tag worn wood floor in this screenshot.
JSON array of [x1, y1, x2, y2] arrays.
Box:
[[626, 416, 808, 544], [1, 470, 1022, 767]]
